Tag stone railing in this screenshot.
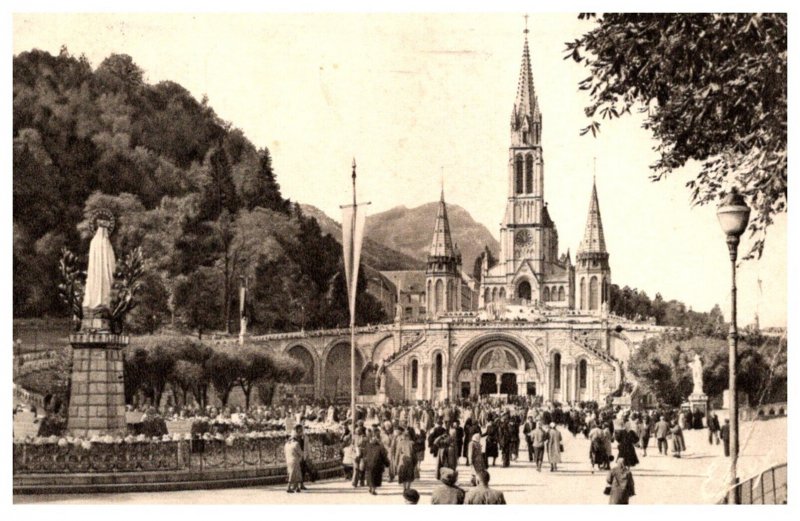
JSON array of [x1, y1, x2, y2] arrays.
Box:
[[13, 431, 343, 494], [13, 431, 340, 475]]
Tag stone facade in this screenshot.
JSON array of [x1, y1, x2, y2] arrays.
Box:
[[247, 313, 664, 404], [246, 30, 665, 404]]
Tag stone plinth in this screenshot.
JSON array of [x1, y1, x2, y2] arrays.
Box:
[[687, 393, 709, 415], [67, 332, 129, 437]]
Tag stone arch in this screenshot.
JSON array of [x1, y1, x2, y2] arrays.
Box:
[[578, 357, 589, 389], [515, 154, 524, 194], [451, 332, 546, 385], [447, 279, 455, 311], [484, 287, 491, 305], [499, 287, 506, 301], [285, 343, 317, 385], [558, 286, 565, 301], [433, 350, 445, 389], [322, 340, 365, 400], [589, 276, 599, 310], [435, 279, 444, 314], [525, 153, 534, 194], [552, 351, 562, 389], [542, 286, 550, 302], [517, 279, 532, 301], [410, 358, 420, 389], [371, 334, 395, 363], [580, 277, 587, 309]]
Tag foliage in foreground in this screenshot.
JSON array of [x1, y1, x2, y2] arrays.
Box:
[[566, 13, 786, 259]]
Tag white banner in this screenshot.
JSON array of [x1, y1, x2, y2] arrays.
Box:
[[341, 204, 367, 321]]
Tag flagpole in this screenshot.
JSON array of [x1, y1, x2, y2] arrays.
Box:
[[350, 158, 357, 437]]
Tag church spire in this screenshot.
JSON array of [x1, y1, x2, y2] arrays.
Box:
[[578, 179, 607, 254], [429, 189, 455, 259], [511, 21, 541, 127]]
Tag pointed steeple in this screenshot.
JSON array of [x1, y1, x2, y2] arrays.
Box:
[[511, 25, 541, 128], [429, 189, 455, 258], [578, 179, 607, 253]]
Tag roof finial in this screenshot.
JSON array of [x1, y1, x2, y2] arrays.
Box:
[[524, 13, 529, 36], [593, 156, 597, 184], [352, 157, 357, 179], [440, 166, 445, 201]]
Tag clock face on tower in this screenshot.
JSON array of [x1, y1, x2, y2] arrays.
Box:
[[515, 229, 532, 247]]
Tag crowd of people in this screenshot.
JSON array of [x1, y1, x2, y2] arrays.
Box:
[[295, 396, 728, 504], [16, 393, 730, 504]]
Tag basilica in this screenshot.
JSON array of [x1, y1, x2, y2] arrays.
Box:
[[256, 30, 664, 405]]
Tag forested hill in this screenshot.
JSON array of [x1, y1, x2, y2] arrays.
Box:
[[13, 48, 385, 333]]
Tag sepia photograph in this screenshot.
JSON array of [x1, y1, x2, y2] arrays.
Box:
[[7, 5, 791, 510]]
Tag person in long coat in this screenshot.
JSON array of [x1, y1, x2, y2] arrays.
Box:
[[434, 430, 458, 480], [669, 421, 686, 458], [589, 422, 608, 471], [484, 420, 500, 466], [452, 421, 465, 465], [394, 430, 417, 490], [362, 429, 390, 495], [545, 422, 563, 471], [469, 432, 486, 480], [607, 457, 636, 504], [284, 434, 304, 493], [616, 425, 640, 467], [462, 418, 477, 464], [497, 417, 513, 468]]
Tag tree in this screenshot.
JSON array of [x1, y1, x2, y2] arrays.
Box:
[[173, 268, 223, 338], [566, 14, 786, 258], [127, 272, 170, 334], [208, 350, 241, 407], [236, 347, 273, 409]]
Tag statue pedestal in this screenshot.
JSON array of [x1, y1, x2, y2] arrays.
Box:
[[687, 393, 709, 415], [67, 332, 129, 437]]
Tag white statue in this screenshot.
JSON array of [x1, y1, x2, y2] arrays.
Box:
[[689, 353, 704, 395], [82, 213, 116, 313]]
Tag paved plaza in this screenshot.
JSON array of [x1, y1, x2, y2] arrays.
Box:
[[15, 417, 785, 505]]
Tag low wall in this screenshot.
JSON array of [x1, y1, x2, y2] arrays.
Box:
[[13, 432, 343, 494]]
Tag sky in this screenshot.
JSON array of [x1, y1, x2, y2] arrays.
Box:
[[12, 12, 787, 327]]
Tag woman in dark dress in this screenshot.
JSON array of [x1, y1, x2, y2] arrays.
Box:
[[362, 428, 390, 495], [616, 426, 640, 467]]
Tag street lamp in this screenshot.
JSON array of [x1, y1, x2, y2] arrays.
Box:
[[716, 187, 750, 504]]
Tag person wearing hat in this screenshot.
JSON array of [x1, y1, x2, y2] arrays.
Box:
[[464, 470, 506, 505], [545, 422, 563, 472], [431, 467, 465, 504], [403, 488, 420, 505], [427, 417, 446, 456]]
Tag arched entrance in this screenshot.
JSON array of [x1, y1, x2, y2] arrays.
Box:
[[517, 280, 532, 301], [324, 343, 364, 401], [454, 336, 543, 399]]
